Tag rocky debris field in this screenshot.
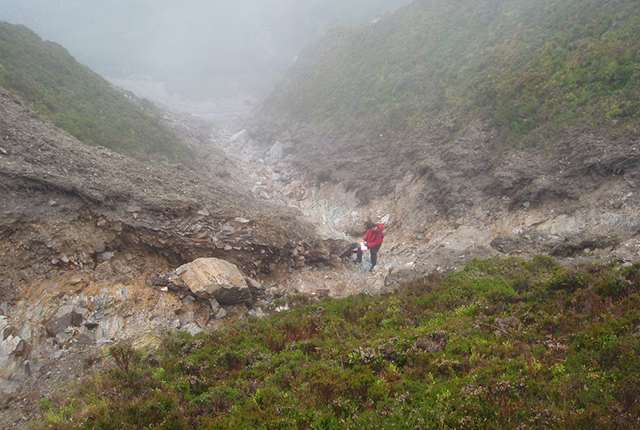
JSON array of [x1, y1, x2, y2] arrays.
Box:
[[225, 123, 640, 272]]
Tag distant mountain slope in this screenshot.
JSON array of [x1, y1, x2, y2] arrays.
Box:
[[248, 0, 639, 206], [0, 22, 190, 163]]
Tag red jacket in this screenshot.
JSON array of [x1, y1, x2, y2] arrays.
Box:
[[364, 224, 384, 248]]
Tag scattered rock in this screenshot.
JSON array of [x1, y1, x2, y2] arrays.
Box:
[[245, 277, 267, 301], [230, 129, 247, 143], [0, 302, 10, 316]]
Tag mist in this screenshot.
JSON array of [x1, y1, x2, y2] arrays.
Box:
[[0, 0, 411, 116]]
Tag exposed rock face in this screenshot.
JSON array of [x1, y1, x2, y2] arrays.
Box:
[[0, 87, 354, 300], [45, 309, 84, 338], [246, 117, 640, 255]]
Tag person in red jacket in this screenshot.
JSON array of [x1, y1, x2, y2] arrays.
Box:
[[355, 222, 384, 271]]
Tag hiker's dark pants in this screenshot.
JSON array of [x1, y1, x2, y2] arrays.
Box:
[[356, 244, 381, 268]]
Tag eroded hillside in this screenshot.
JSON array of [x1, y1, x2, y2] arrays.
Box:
[[0, 87, 358, 425], [247, 0, 640, 219], [0, 87, 347, 291], [242, 0, 640, 287], [1, 1, 640, 427]]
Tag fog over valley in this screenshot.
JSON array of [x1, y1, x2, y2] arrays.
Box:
[[0, 0, 411, 115]]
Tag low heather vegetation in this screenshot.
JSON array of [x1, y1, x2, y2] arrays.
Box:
[[38, 256, 638, 429], [260, 0, 639, 148]]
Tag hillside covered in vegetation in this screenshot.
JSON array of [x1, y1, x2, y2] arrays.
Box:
[[248, 0, 640, 204], [0, 22, 190, 163], [36, 256, 638, 429]]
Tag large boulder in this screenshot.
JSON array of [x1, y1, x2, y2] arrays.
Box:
[[175, 258, 253, 305]]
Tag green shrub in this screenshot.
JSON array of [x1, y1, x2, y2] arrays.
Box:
[[37, 256, 640, 430], [255, 0, 640, 181], [108, 343, 140, 373]]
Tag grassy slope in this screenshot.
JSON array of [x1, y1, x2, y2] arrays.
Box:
[[0, 22, 190, 163], [258, 0, 639, 149], [37, 256, 638, 429]]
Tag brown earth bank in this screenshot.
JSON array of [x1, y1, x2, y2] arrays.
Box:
[[0, 86, 354, 299]]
